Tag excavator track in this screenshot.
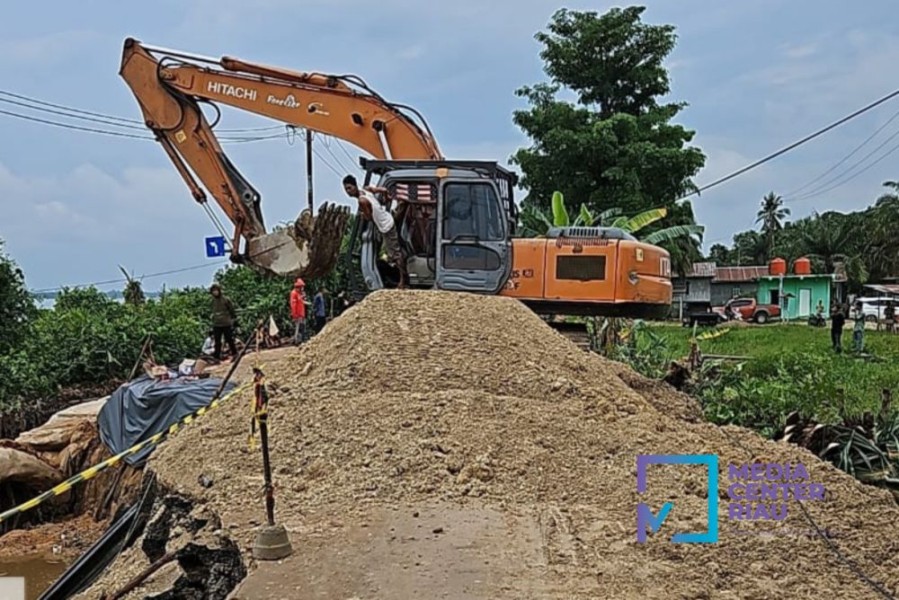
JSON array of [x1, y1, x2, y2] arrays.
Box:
[[548, 321, 593, 352]]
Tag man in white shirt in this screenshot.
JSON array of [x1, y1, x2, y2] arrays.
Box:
[[343, 174, 407, 288]]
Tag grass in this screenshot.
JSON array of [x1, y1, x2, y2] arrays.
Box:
[[624, 322, 899, 437]]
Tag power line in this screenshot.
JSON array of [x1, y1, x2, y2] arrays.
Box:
[[684, 86, 899, 201], [788, 137, 899, 203], [0, 89, 142, 124], [0, 89, 294, 134], [335, 138, 360, 170], [320, 136, 355, 174], [0, 106, 289, 144], [31, 260, 229, 294], [0, 107, 154, 140], [784, 107, 899, 198], [786, 126, 899, 202], [0, 95, 149, 130]]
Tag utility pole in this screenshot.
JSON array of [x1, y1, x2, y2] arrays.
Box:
[[305, 129, 314, 213]]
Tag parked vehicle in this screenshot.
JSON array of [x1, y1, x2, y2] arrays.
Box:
[[808, 313, 826, 327], [713, 297, 781, 324], [856, 297, 896, 323], [682, 310, 726, 327]]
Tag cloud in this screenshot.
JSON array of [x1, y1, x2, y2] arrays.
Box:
[[739, 27, 899, 120], [0, 160, 223, 289], [782, 42, 818, 59], [396, 45, 425, 61]]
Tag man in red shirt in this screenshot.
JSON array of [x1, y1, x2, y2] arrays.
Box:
[[290, 278, 308, 344]]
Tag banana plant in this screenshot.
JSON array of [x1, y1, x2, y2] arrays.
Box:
[[551, 191, 569, 226]]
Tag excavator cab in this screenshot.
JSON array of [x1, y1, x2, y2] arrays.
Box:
[[347, 159, 518, 294]]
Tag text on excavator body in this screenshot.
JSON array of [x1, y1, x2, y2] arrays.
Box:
[[207, 81, 257, 101]]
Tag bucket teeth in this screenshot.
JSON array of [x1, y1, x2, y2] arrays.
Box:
[[245, 203, 351, 279]]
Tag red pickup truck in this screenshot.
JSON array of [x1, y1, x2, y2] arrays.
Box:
[[713, 297, 781, 324]]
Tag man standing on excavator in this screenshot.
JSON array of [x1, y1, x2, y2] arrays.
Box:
[[343, 174, 406, 288]]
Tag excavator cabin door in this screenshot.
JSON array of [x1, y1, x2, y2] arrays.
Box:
[[435, 179, 512, 293]]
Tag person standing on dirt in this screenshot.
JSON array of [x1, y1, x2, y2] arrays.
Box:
[[313, 287, 328, 334], [209, 283, 238, 361], [343, 174, 407, 289], [290, 278, 308, 345], [830, 304, 845, 353]]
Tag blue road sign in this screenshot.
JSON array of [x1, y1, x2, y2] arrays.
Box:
[[205, 236, 227, 258]]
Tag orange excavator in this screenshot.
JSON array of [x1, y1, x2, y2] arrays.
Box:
[[119, 39, 672, 319]]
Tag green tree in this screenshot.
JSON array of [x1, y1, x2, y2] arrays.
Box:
[[731, 231, 768, 266], [0, 240, 35, 355], [755, 192, 790, 259], [511, 7, 706, 221], [707, 243, 730, 265]]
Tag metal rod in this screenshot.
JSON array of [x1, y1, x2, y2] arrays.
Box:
[[107, 551, 178, 600], [260, 415, 275, 526], [254, 368, 276, 526], [141, 44, 221, 65], [377, 128, 393, 160], [306, 129, 314, 213]]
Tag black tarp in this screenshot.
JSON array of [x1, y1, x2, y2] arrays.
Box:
[[98, 374, 237, 467]]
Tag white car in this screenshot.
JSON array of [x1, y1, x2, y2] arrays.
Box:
[[856, 297, 897, 322]]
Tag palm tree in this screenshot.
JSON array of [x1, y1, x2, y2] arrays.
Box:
[[799, 213, 868, 287], [118, 265, 146, 306], [869, 181, 899, 278], [756, 192, 790, 259]]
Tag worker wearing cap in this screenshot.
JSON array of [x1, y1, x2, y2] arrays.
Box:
[[209, 283, 238, 361], [290, 278, 309, 344]]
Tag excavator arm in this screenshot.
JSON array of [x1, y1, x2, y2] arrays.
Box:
[[118, 38, 441, 278]]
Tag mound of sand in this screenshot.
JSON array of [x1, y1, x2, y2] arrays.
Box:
[[80, 291, 899, 599]]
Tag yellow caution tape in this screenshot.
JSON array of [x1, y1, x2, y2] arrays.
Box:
[[0, 377, 256, 526], [697, 328, 730, 341]]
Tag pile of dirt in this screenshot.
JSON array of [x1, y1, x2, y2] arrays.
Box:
[[79, 291, 899, 599]]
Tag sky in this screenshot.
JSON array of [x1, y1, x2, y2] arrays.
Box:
[[2, 0, 899, 292]]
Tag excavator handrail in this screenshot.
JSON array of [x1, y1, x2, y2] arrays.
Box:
[[359, 158, 519, 186]]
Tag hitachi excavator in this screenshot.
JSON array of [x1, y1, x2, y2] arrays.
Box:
[[119, 38, 672, 324]]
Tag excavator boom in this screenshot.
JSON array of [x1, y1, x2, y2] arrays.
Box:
[[119, 38, 672, 323], [118, 38, 441, 278]]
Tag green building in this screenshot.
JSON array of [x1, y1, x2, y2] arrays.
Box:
[[756, 274, 834, 321]]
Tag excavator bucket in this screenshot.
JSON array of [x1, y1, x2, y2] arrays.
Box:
[[245, 202, 351, 279]]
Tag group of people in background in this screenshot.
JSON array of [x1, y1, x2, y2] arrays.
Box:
[[199, 279, 353, 361], [197, 170, 403, 359], [828, 299, 896, 354], [289, 278, 334, 345]]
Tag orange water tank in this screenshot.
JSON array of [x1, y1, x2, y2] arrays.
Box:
[[794, 257, 811, 275], [769, 257, 787, 276]]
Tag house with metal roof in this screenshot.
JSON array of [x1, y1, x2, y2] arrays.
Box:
[[671, 262, 770, 318], [710, 265, 769, 306]]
